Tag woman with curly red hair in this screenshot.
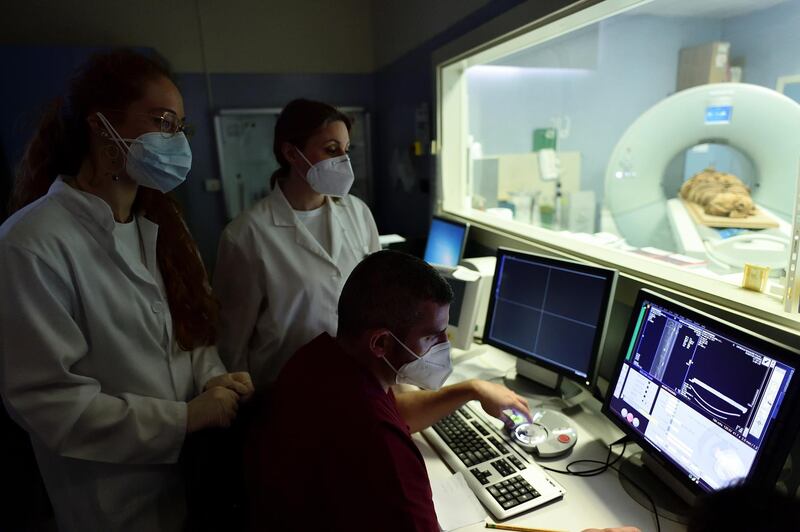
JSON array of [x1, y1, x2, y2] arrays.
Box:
[[0, 49, 253, 531]]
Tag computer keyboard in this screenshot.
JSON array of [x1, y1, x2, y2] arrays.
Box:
[[432, 413, 499, 466], [422, 404, 565, 520]]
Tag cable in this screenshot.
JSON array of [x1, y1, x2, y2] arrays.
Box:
[[537, 440, 661, 532], [612, 463, 662, 532], [539, 440, 627, 477]]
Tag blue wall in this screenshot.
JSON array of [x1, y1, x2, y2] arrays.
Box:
[[465, 1, 800, 207], [0, 46, 121, 171], [466, 15, 722, 202], [723, 1, 800, 90]]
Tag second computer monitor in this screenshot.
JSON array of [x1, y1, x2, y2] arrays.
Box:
[[423, 216, 468, 269], [483, 248, 617, 386], [603, 289, 800, 501]]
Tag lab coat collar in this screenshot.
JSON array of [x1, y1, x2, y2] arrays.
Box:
[[50, 176, 162, 286], [130, 217, 161, 280], [268, 185, 346, 271], [138, 217, 160, 273], [268, 185, 298, 228], [50, 176, 117, 234], [328, 199, 348, 267]]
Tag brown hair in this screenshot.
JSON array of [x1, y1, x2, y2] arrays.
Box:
[[270, 98, 352, 189], [11, 49, 216, 350], [337, 250, 454, 339]]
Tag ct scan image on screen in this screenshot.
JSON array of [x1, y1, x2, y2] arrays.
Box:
[[607, 298, 795, 492]]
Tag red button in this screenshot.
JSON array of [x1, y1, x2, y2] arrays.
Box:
[[557, 434, 571, 444]]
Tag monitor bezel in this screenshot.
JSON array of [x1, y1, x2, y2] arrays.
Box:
[[423, 216, 469, 268], [601, 289, 800, 497], [482, 247, 618, 387]]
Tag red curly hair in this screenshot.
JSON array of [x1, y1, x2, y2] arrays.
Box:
[[10, 49, 216, 350]]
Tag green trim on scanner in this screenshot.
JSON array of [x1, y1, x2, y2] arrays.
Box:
[[625, 304, 648, 361]]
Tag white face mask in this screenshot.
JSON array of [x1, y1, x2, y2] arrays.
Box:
[[295, 147, 354, 197], [383, 332, 453, 391]]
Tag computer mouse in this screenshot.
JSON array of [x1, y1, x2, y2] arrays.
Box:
[[507, 408, 578, 458], [500, 408, 531, 430]]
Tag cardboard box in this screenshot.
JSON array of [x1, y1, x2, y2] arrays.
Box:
[[677, 42, 730, 91]]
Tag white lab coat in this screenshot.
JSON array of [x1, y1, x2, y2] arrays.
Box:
[[0, 177, 226, 532], [214, 185, 380, 389]]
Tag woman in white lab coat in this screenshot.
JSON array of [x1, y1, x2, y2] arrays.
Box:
[[0, 50, 253, 531], [215, 99, 380, 389]]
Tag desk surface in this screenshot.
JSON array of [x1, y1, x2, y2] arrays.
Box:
[[417, 346, 686, 532]]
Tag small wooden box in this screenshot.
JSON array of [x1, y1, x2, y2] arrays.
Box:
[[742, 264, 770, 292]]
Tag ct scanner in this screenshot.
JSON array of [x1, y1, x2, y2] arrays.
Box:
[[604, 83, 800, 273]]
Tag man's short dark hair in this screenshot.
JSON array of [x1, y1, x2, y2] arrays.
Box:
[[337, 250, 454, 339]]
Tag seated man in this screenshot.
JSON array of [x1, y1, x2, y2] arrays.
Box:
[[248, 250, 639, 532], [246, 250, 527, 530]]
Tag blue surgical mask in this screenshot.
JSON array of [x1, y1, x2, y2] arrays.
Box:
[[97, 112, 192, 193], [295, 147, 354, 197]]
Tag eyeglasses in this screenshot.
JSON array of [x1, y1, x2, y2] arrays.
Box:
[[146, 111, 193, 139], [105, 109, 194, 139]]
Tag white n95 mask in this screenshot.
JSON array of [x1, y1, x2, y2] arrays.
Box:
[[97, 112, 191, 193], [295, 147, 354, 197], [383, 332, 453, 391]]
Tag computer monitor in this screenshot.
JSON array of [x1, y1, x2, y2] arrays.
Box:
[[482, 248, 617, 390], [423, 216, 468, 269], [603, 289, 800, 506]]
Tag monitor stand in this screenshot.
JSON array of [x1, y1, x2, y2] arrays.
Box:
[[504, 358, 584, 401], [618, 452, 693, 524]]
